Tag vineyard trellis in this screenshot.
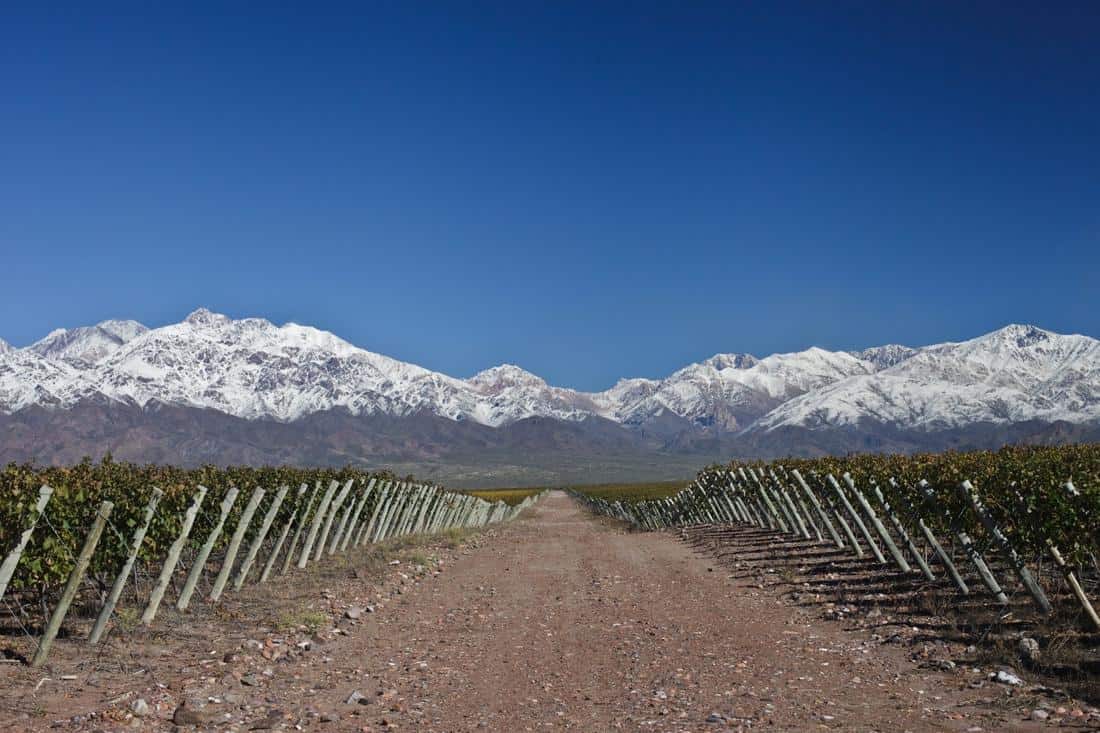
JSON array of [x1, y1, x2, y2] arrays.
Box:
[[0, 459, 542, 667], [572, 445, 1100, 635]]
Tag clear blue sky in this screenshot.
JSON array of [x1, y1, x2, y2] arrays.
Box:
[[3, 2, 1097, 390]]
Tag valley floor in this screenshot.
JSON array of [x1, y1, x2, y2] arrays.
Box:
[[2, 493, 1089, 731]]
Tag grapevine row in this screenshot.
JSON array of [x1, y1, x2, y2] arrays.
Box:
[[572, 444, 1100, 630], [0, 458, 542, 666]]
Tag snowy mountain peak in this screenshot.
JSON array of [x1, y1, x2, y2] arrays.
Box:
[[753, 325, 1100, 434], [2, 312, 1096, 442], [0, 337, 12, 355], [853, 344, 918, 370], [97, 319, 148, 343], [468, 364, 547, 392], [702, 353, 758, 371], [986, 323, 1053, 348], [28, 319, 149, 366], [184, 307, 232, 327]]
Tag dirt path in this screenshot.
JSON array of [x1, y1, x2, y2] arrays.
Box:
[[311, 492, 1063, 731], [3, 491, 1090, 731]]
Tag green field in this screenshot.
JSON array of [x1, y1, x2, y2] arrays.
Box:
[[567, 480, 688, 503]]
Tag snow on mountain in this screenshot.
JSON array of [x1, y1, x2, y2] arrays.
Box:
[[0, 338, 12, 355], [464, 365, 598, 425], [0, 347, 103, 411], [852, 344, 918, 370], [3, 312, 1096, 438], [81, 309, 591, 425], [752, 325, 1100, 432], [28, 319, 149, 365], [603, 348, 880, 430], [5, 309, 884, 429], [89, 308, 481, 422]]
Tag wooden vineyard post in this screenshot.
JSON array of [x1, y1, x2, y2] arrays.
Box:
[[918, 480, 1007, 604], [768, 472, 811, 539], [298, 480, 339, 568], [425, 488, 446, 531], [335, 479, 375, 553], [209, 486, 265, 602], [354, 479, 389, 541], [413, 486, 438, 533], [261, 484, 308, 584], [359, 480, 392, 545], [143, 485, 208, 624], [375, 483, 407, 542], [827, 474, 885, 563], [0, 484, 54, 603], [283, 482, 321, 575], [467, 497, 484, 528], [749, 468, 796, 535], [708, 490, 733, 525], [464, 500, 480, 529], [384, 484, 410, 538], [403, 485, 426, 534], [405, 486, 428, 533], [32, 501, 113, 668], [428, 493, 452, 532], [1044, 482, 1100, 630], [234, 484, 289, 590], [444, 493, 462, 527], [775, 469, 821, 540], [177, 486, 240, 611], [869, 480, 934, 582], [742, 468, 786, 532], [722, 492, 746, 524], [890, 479, 968, 594], [1046, 542, 1100, 629], [716, 475, 746, 524], [734, 495, 759, 526], [89, 488, 164, 644], [314, 479, 353, 562], [731, 472, 765, 529], [791, 470, 844, 548], [843, 474, 910, 572], [958, 480, 1051, 614], [820, 478, 864, 558], [366, 481, 397, 543], [397, 485, 424, 536], [368, 483, 397, 542], [337, 478, 376, 552], [328, 492, 358, 554], [453, 495, 473, 529]]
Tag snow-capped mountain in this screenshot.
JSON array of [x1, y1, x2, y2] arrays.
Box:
[[0, 337, 12, 355], [752, 325, 1100, 432], [29, 320, 147, 365], [0, 308, 891, 428], [0, 347, 101, 412], [2, 310, 1097, 471], [852, 344, 919, 370], [597, 348, 883, 431]]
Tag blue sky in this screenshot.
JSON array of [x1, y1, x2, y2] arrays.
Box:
[[2, 2, 1097, 390]]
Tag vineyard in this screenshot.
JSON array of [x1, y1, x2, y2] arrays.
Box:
[[0, 458, 540, 668], [573, 444, 1100, 698]]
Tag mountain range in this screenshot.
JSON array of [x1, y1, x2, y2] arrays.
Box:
[[2, 309, 1098, 486]]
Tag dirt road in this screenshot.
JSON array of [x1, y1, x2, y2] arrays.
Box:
[[307, 492, 1057, 731], [3, 491, 1083, 731]]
